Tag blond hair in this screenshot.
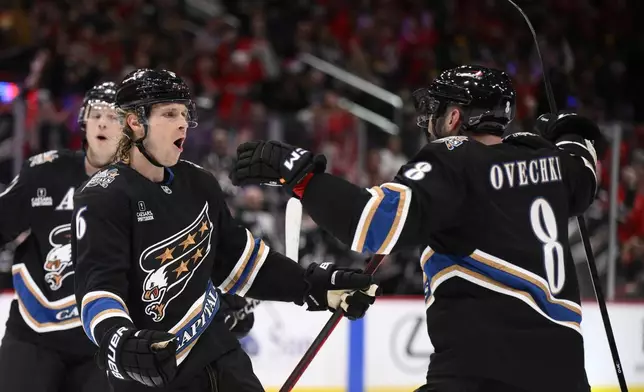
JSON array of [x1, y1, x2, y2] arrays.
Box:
[[114, 108, 137, 164]]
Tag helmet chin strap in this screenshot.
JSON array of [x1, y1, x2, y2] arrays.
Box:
[[134, 123, 165, 168]]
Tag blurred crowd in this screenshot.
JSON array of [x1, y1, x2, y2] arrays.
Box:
[[0, 0, 640, 298]]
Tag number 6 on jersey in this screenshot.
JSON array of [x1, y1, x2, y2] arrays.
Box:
[[75, 206, 88, 240], [530, 198, 565, 295]]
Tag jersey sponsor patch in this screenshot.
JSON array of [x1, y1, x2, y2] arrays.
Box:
[[433, 135, 468, 150], [137, 201, 155, 222], [28, 150, 59, 167], [31, 187, 53, 207], [84, 168, 119, 190], [139, 202, 213, 322]]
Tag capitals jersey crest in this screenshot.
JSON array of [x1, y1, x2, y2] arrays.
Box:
[[139, 202, 213, 322], [44, 224, 74, 291]]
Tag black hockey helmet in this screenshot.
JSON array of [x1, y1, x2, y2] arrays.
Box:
[[77, 81, 117, 131], [116, 68, 197, 126], [115, 68, 197, 167], [412, 65, 516, 137]]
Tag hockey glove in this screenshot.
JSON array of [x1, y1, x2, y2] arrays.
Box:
[[220, 293, 260, 339], [230, 141, 327, 193], [303, 262, 380, 320], [535, 112, 602, 145], [97, 326, 177, 388]]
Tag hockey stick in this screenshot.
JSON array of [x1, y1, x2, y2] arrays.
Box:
[[221, 199, 303, 339], [279, 254, 385, 392], [506, 1, 628, 390], [285, 198, 303, 262]]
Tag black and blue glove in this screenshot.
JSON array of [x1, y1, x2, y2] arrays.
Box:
[[97, 326, 177, 388]]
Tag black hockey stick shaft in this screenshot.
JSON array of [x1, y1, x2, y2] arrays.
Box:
[[279, 254, 385, 392], [577, 218, 628, 390], [505, 1, 627, 390]]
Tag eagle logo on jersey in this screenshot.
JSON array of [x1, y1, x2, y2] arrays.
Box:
[[139, 203, 213, 322], [43, 224, 74, 291], [433, 136, 468, 150]]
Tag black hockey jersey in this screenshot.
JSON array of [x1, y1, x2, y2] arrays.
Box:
[[301, 133, 597, 392], [0, 149, 97, 356], [72, 160, 309, 382]]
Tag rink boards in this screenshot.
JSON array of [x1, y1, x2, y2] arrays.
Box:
[[0, 293, 642, 391]]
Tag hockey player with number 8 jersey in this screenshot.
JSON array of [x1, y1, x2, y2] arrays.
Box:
[[230, 65, 599, 392]]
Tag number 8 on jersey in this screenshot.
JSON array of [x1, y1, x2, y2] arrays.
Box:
[[530, 198, 565, 295]]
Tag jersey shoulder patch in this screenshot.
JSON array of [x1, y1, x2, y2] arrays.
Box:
[[81, 167, 120, 192], [431, 135, 469, 150], [28, 150, 60, 167]]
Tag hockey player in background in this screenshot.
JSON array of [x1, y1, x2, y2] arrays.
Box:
[[71, 68, 379, 392], [0, 82, 120, 392], [230, 65, 601, 392]]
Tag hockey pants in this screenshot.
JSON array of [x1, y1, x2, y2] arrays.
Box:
[[106, 345, 265, 392], [0, 330, 110, 392]]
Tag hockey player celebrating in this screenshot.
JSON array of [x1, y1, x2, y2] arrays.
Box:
[[0, 82, 120, 392], [71, 68, 379, 392], [230, 65, 600, 392]]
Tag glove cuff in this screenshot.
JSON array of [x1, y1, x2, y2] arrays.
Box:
[[284, 154, 327, 191], [292, 173, 315, 198], [98, 325, 134, 382], [302, 262, 333, 311]]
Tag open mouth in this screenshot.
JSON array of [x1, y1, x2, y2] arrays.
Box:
[[96, 135, 107, 141], [173, 138, 185, 150], [144, 287, 161, 301]]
